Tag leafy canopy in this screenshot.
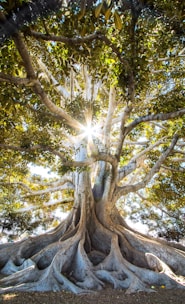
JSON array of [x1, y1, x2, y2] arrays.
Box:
[[0, 0, 185, 239]]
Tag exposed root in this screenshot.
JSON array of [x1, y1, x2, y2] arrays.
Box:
[[72, 240, 104, 290], [0, 215, 73, 269], [0, 207, 185, 295], [0, 232, 81, 293], [89, 210, 113, 254], [95, 234, 185, 293], [0, 258, 35, 275], [145, 253, 185, 288], [0, 264, 41, 287], [94, 235, 152, 293], [121, 227, 185, 275]]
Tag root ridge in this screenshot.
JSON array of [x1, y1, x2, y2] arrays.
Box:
[[0, 211, 185, 294]]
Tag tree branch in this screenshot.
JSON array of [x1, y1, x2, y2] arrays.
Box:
[[115, 105, 133, 159], [0, 182, 31, 192], [0, 0, 63, 45], [0, 143, 118, 168], [97, 152, 117, 167], [174, 149, 185, 156], [161, 165, 185, 173], [136, 192, 182, 221], [118, 137, 167, 181], [125, 110, 185, 136], [0, 176, 74, 198], [28, 30, 100, 44], [104, 86, 116, 149], [30, 175, 74, 187], [124, 140, 150, 146], [37, 57, 70, 101], [22, 184, 74, 198], [13, 33, 36, 79], [148, 52, 185, 63], [12, 33, 83, 130], [17, 198, 73, 213], [171, 158, 185, 162], [0, 72, 37, 86], [116, 134, 179, 198], [0, 143, 64, 159], [64, 152, 117, 168], [97, 32, 130, 68], [28, 29, 130, 68]]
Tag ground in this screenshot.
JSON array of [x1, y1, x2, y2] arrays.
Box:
[[1, 287, 185, 304]]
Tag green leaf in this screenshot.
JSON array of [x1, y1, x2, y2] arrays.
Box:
[[105, 7, 112, 21], [95, 2, 103, 18], [78, 0, 87, 20], [114, 11, 122, 30]]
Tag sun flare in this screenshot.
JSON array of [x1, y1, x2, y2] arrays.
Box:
[[70, 110, 103, 145], [81, 123, 97, 139]]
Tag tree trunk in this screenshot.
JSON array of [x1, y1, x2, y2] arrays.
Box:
[[0, 164, 185, 294]]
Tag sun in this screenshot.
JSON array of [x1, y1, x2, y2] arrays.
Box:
[[70, 122, 98, 145], [80, 110, 100, 141], [70, 110, 103, 145], [81, 123, 97, 139]]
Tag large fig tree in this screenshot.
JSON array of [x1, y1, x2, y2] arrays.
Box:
[[0, 0, 185, 294]]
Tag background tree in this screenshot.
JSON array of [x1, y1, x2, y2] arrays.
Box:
[[0, 0, 185, 294]]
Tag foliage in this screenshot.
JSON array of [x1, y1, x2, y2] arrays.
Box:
[[0, 0, 185, 241]]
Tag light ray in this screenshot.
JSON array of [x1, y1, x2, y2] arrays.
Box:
[[68, 110, 104, 146]]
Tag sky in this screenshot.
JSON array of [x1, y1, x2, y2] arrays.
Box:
[[28, 164, 58, 178]]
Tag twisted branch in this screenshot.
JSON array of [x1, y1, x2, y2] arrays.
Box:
[[115, 134, 179, 198]]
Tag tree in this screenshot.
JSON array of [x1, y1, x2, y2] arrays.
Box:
[[0, 0, 185, 294]]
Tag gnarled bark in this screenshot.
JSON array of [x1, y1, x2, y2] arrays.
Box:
[[0, 170, 185, 294]]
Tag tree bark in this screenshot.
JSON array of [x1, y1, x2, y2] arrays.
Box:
[[0, 164, 185, 294]]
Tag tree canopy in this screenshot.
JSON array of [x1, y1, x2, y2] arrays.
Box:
[[0, 0, 185, 295]]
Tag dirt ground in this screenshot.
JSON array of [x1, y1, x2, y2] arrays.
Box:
[[0, 287, 185, 304]]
